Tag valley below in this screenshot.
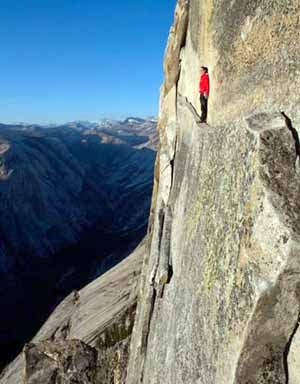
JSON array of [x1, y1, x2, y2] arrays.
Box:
[[0, 118, 157, 369]]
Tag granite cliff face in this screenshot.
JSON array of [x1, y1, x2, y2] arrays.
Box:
[[0, 119, 156, 368], [126, 1, 300, 383]]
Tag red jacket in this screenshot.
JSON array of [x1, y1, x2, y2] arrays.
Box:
[[199, 73, 210, 96]]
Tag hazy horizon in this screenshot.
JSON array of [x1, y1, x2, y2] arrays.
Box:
[[0, 115, 158, 126]]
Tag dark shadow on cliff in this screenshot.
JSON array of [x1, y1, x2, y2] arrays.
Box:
[[178, 94, 202, 124], [281, 112, 300, 158], [283, 312, 300, 384]]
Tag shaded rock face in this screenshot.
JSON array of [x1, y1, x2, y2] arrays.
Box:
[[0, 242, 145, 384], [126, 1, 300, 384], [24, 340, 98, 384], [0, 120, 156, 368]]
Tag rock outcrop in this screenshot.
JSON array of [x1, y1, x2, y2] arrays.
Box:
[[126, 1, 300, 383], [0, 241, 145, 384], [24, 340, 98, 384]]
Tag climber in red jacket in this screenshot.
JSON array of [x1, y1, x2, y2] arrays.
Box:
[[199, 66, 210, 123]]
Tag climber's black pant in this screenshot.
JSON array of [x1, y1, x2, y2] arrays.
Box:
[[200, 94, 208, 122]]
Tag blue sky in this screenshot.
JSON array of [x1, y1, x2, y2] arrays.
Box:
[[0, 0, 176, 124]]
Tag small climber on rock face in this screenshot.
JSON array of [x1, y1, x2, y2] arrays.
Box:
[[199, 66, 210, 123]]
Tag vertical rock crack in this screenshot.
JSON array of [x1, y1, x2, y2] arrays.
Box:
[[281, 112, 300, 171], [283, 312, 300, 384]]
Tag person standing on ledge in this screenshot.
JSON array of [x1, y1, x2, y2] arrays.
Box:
[[199, 66, 210, 123]]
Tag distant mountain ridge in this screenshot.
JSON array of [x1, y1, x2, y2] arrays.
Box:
[[7, 117, 158, 130], [0, 117, 158, 150]]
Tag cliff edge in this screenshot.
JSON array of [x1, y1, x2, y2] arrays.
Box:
[[126, 1, 300, 383]]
